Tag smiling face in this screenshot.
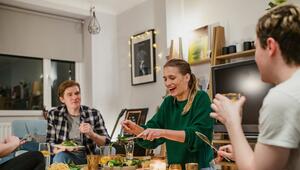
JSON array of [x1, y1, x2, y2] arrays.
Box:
[[163, 66, 190, 101], [59, 85, 81, 110]]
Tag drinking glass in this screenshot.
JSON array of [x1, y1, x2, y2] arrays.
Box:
[[223, 93, 241, 101], [185, 163, 198, 170], [169, 164, 182, 170], [99, 146, 114, 166], [38, 143, 50, 168], [124, 140, 134, 160], [87, 154, 99, 170]]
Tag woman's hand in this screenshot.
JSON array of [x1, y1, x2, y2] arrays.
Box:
[[210, 94, 246, 127], [136, 128, 165, 141], [215, 144, 235, 163], [121, 120, 144, 136], [79, 122, 93, 137]]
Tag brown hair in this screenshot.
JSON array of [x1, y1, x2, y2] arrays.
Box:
[[58, 80, 80, 97], [256, 4, 300, 65], [164, 59, 199, 115]]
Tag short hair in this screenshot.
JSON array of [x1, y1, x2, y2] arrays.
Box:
[[256, 4, 300, 65], [58, 80, 80, 97]]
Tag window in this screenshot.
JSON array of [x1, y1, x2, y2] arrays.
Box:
[[0, 54, 43, 110], [50, 60, 75, 107]]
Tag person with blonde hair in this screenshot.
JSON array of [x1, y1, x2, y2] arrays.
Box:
[[212, 4, 300, 170], [122, 59, 214, 170]]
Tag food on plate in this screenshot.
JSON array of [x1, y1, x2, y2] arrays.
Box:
[[48, 162, 81, 170], [61, 140, 78, 146], [48, 163, 69, 170]]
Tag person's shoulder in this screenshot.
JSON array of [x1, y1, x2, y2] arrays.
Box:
[[195, 90, 210, 100], [81, 105, 99, 114], [48, 105, 65, 115]]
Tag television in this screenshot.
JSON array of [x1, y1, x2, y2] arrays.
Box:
[[211, 59, 273, 136]]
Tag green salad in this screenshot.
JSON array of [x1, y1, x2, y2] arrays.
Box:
[[62, 140, 78, 146]]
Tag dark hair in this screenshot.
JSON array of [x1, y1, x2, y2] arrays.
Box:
[[58, 80, 80, 97], [256, 4, 300, 65], [164, 59, 199, 114]]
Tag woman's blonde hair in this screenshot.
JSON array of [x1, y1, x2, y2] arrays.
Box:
[[164, 59, 199, 115]]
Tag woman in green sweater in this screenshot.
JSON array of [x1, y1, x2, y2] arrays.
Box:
[[122, 59, 214, 170]]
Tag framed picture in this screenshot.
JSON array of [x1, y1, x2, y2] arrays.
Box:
[[187, 25, 211, 65], [124, 108, 148, 125], [122, 108, 148, 137], [130, 29, 156, 85]]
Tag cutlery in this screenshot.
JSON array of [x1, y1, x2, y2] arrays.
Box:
[[195, 131, 231, 162]]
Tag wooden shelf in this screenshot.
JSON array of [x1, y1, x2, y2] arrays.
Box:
[[216, 49, 255, 60]]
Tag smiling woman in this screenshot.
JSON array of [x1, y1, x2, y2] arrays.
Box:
[[122, 59, 215, 169]]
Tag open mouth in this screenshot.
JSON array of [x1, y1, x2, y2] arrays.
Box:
[[169, 87, 176, 93]]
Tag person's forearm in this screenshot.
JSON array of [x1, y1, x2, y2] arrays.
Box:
[[89, 132, 107, 146], [227, 123, 255, 170], [0, 143, 18, 157], [161, 129, 185, 143]]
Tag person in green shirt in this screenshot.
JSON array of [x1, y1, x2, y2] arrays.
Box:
[[122, 59, 214, 170]]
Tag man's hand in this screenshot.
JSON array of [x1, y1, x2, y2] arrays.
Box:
[[215, 144, 235, 163], [79, 122, 93, 137], [210, 94, 246, 127]]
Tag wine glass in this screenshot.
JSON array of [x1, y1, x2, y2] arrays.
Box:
[[39, 143, 50, 168]]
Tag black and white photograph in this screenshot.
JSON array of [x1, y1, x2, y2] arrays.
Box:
[[130, 29, 156, 85]]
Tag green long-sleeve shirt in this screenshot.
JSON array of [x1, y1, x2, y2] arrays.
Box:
[[136, 90, 214, 169]]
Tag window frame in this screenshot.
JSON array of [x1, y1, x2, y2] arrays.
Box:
[[0, 58, 78, 116]]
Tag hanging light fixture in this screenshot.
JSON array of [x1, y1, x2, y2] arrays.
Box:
[[88, 6, 101, 34]]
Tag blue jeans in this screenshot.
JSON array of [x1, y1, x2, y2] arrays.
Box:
[[52, 151, 86, 165]]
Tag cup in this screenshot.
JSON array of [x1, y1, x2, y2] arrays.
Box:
[[38, 143, 50, 168], [223, 93, 241, 101], [185, 163, 198, 170], [99, 146, 114, 166], [87, 154, 99, 170], [125, 140, 134, 160], [169, 164, 182, 170]]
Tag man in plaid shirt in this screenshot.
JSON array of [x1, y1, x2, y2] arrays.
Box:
[[46, 80, 110, 164]]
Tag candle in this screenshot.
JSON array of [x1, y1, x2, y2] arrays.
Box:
[[150, 159, 167, 170]]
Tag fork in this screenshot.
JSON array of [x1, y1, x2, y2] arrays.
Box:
[[195, 131, 232, 162]]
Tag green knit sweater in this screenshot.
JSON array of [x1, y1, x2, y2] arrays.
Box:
[[136, 91, 214, 169]]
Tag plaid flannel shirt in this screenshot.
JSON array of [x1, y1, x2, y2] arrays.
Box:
[[46, 105, 110, 152]]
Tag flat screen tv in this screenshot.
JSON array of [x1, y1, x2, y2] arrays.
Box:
[[211, 59, 273, 135]]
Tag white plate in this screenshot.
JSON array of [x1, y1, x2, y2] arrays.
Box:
[[54, 144, 85, 150]]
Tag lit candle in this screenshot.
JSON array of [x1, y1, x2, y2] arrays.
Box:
[[150, 159, 167, 170]]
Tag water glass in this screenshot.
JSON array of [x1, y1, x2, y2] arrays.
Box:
[[38, 143, 50, 168], [124, 140, 134, 160]]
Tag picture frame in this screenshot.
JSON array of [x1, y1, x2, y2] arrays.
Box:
[[130, 29, 156, 85], [124, 108, 148, 125], [122, 108, 148, 137], [187, 25, 212, 65]]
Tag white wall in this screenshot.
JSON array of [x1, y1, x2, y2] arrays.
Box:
[[104, 0, 168, 139], [91, 12, 120, 136]]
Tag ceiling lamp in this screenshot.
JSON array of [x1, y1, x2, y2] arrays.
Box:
[[88, 6, 101, 34]]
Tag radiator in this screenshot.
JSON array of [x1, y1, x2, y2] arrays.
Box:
[[0, 122, 12, 139]]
